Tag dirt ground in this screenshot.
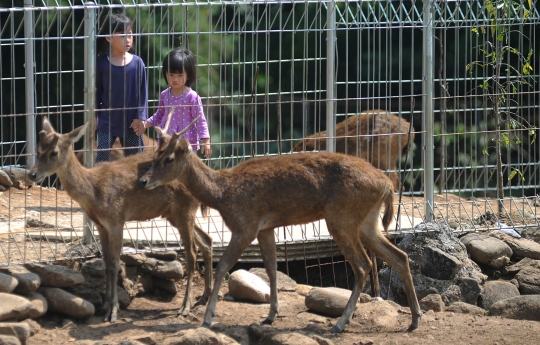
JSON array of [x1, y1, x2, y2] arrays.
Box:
[[1, 186, 540, 344]]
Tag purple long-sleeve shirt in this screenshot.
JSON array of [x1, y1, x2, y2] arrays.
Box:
[[147, 88, 210, 150], [95, 54, 148, 137]]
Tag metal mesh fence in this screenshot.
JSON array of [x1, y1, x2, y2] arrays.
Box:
[[1, 1, 539, 283]]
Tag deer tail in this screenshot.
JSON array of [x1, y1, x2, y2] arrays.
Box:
[[381, 183, 395, 233]]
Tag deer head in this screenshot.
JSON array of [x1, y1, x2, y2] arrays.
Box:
[[140, 116, 200, 190], [28, 117, 88, 183]]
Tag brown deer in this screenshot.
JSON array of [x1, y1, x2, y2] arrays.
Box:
[[27, 117, 213, 322], [139, 124, 422, 333], [293, 110, 415, 191]]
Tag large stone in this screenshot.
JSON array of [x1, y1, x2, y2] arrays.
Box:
[[0, 273, 18, 293], [0, 335, 21, 345], [140, 258, 184, 280], [445, 301, 486, 315], [499, 234, 540, 260], [259, 332, 319, 345], [503, 257, 540, 276], [514, 266, 540, 294], [305, 287, 352, 317], [0, 266, 40, 295], [421, 246, 463, 280], [228, 269, 270, 303], [460, 233, 512, 268], [249, 267, 298, 292], [163, 327, 238, 345], [153, 277, 178, 294], [354, 300, 402, 330], [0, 323, 31, 345], [146, 250, 178, 261], [419, 294, 445, 312], [490, 295, 540, 321], [120, 253, 146, 266], [25, 263, 84, 288], [459, 277, 483, 305], [0, 294, 32, 322], [39, 287, 95, 319], [479, 280, 520, 310]]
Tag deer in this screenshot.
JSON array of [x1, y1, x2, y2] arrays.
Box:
[[293, 109, 415, 192], [27, 117, 214, 323], [138, 119, 422, 333]]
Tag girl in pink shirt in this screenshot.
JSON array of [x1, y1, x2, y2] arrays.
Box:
[[134, 49, 211, 158]]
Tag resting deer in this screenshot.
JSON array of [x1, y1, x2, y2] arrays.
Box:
[[27, 117, 213, 322], [139, 121, 422, 333], [293, 109, 414, 191]]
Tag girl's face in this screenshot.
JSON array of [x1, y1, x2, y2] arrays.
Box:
[[166, 71, 188, 93], [106, 28, 133, 55]]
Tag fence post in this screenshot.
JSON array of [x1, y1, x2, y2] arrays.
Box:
[[325, 0, 336, 153], [24, 0, 36, 169], [83, 1, 97, 244], [422, 0, 435, 222]]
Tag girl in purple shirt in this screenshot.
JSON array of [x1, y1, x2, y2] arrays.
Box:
[[134, 49, 211, 158], [95, 13, 147, 163]]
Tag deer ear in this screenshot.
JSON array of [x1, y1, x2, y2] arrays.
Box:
[[67, 123, 88, 144], [42, 117, 54, 134]]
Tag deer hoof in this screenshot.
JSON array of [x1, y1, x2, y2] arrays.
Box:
[[261, 318, 273, 325], [201, 322, 211, 328], [329, 325, 343, 333]]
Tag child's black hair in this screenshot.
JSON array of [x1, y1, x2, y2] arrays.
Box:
[[97, 12, 134, 56], [162, 49, 197, 87]]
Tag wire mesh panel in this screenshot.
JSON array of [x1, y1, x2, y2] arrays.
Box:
[[0, 1, 539, 288]]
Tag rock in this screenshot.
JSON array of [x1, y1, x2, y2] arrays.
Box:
[[419, 294, 445, 312], [305, 287, 352, 317], [0, 265, 40, 295], [0, 170, 13, 189], [228, 269, 270, 303], [39, 287, 95, 319], [163, 327, 238, 345], [80, 258, 106, 278], [146, 250, 178, 261], [514, 266, 540, 294], [117, 286, 132, 309], [445, 302, 486, 315], [140, 258, 184, 280], [249, 267, 298, 292], [22, 292, 48, 320], [421, 246, 463, 280], [153, 277, 177, 294], [479, 280, 520, 310], [440, 285, 461, 306], [296, 284, 312, 297], [0, 294, 32, 322], [0, 273, 18, 293], [459, 277, 483, 305], [460, 233, 512, 268], [490, 295, 540, 320], [24, 263, 84, 288], [499, 234, 540, 260], [259, 332, 319, 345], [520, 227, 540, 243], [0, 323, 31, 345], [354, 300, 402, 329], [120, 253, 146, 266], [0, 335, 21, 345], [503, 257, 540, 276]]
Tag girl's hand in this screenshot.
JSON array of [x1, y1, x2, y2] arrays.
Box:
[[200, 138, 212, 158], [131, 119, 146, 136]]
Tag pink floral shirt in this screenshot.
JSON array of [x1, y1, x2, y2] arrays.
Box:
[[147, 88, 210, 150]]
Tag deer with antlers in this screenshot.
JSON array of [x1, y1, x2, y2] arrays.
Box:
[[139, 119, 422, 333], [27, 117, 213, 322]]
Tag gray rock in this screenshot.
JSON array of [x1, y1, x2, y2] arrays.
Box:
[[460, 233, 512, 268], [153, 277, 178, 294], [146, 250, 178, 261], [459, 277, 483, 305], [249, 267, 298, 292], [440, 285, 461, 306], [499, 234, 540, 260], [259, 332, 319, 345], [503, 257, 540, 276], [0, 265, 40, 295], [515, 266, 540, 294], [354, 300, 402, 329], [39, 286, 95, 319], [24, 263, 84, 288], [163, 327, 238, 345], [117, 286, 132, 309], [0, 293, 32, 322], [479, 280, 520, 310], [445, 301, 486, 315], [0, 273, 18, 293], [140, 258, 184, 280], [228, 269, 270, 303], [305, 287, 352, 317], [490, 295, 540, 320], [80, 258, 106, 278], [21, 292, 47, 320], [0, 170, 13, 189], [419, 294, 445, 312], [421, 246, 463, 280], [0, 335, 21, 345], [120, 253, 146, 266], [520, 227, 540, 243], [0, 323, 31, 345]]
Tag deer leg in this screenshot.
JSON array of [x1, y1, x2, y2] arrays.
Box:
[[169, 216, 197, 316], [360, 205, 422, 332], [95, 225, 112, 319], [257, 229, 279, 325], [103, 226, 123, 323], [326, 221, 372, 333], [202, 230, 257, 328], [193, 225, 213, 308]]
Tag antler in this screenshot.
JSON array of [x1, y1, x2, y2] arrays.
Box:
[[177, 115, 201, 136]]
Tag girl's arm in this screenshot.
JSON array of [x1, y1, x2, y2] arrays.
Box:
[[193, 94, 211, 158]]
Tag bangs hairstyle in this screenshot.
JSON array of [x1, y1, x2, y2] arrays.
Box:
[[97, 12, 134, 55], [162, 49, 197, 87]]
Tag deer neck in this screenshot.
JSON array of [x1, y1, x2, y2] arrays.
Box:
[[55, 149, 97, 202], [183, 152, 227, 209]]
